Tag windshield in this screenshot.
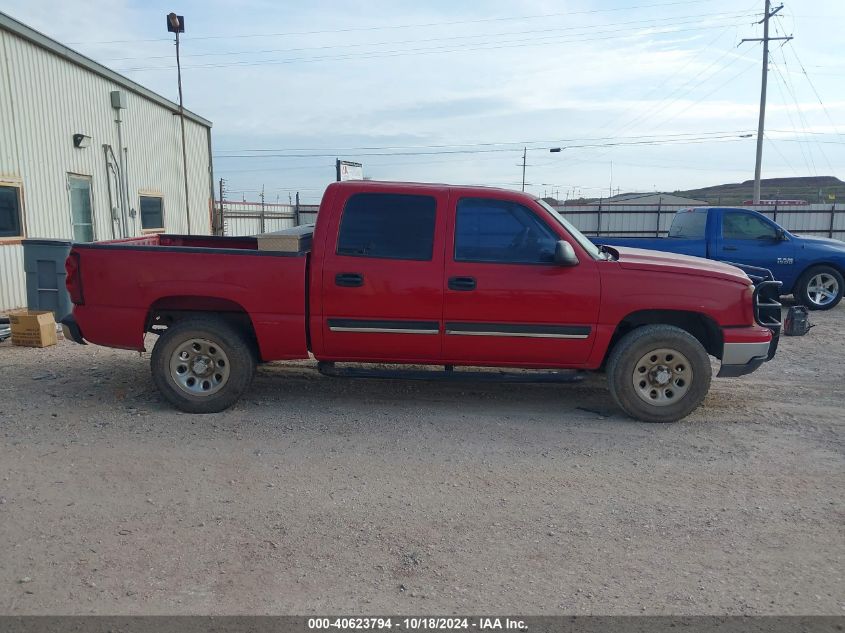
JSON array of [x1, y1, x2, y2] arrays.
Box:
[[536, 199, 604, 260]]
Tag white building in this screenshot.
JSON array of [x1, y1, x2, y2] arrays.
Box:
[[0, 11, 214, 312]]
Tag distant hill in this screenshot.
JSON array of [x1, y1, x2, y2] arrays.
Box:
[[565, 176, 843, 206], [676, 176, 844, 205]]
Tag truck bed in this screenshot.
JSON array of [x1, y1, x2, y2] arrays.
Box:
[[70, 233, 309, 360]]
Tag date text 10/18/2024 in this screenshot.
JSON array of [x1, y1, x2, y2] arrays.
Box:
[[308, 618, 528, 631]]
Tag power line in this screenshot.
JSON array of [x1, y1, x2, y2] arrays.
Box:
[[214, 129, 758, 155], [100, 11, 755, 62], [65, 0, 717, 45], [215, 134, 757, 159], [116, 23, 746, 72]]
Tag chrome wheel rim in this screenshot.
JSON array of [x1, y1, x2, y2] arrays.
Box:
[[807, 273, 839, 307], [169, 338, 230, 396], [632, 348, 692, 407]]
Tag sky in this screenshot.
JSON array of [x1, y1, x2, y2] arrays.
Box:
[[5, 0, 845, 203]]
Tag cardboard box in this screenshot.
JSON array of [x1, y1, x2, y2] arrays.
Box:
[[9, 310, 58, 348]]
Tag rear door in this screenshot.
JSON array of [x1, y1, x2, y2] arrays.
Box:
[[713, 209, 795, 281], [319, 189, 447, 362], [663, 208, 709, 258], [442, 196, 600, 367]]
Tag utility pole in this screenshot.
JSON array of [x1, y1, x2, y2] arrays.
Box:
[[521, 147, 527, 192], [167, 13, 191, 233], [740, 1, 792, 203]]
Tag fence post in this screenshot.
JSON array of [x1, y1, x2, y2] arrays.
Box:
[[655, 197, 662, 237], [596, 198, 603, 235], [773, 200, 778, 223], [294, 192, 301, 226], [830, 202, 836, 239]]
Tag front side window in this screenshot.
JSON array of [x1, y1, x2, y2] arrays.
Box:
[[723, 212, 777, 240], [140, 195, 165, 230], [455, 198, 557, 264], [337, 193, 436, 261], [0, 185, 23, 238], [669, 210, 707, 238]]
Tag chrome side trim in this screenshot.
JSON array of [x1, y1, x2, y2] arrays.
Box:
[[721, 341, 770, 365], [329, 326, 438, 335], [445, 330, 589, 339]]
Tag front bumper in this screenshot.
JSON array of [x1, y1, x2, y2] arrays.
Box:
[[60, 314, 86, 345], [717, 340, 772, 377]]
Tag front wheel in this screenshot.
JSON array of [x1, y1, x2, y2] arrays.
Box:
[[795, 265, 843, 311], [151, 317, 256, 413], [606, 325, 712, 423]]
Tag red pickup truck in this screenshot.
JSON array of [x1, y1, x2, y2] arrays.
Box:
[[62, 181, 784, 423]]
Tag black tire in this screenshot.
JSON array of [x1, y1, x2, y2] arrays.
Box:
[[151, 317, 256, 413], [794, 265, 843, 311], [606, 324, 712, 423]]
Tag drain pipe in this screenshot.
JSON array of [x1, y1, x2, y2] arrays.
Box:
[[123, 146, 136, 234], [102, 145, 117, 239], [103, 144, 127, 238], [110, 91, 130, 236]]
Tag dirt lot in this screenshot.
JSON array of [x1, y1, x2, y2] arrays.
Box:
[[0, 308, 843, 615]]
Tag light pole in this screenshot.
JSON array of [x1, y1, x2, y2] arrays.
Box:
[[167, 12, 191, 233]]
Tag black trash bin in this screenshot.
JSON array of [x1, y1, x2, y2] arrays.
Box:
[[22, 239, 73, 320]]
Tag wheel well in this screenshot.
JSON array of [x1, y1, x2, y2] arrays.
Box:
[[604, 310, 723, 366], [791, 262, 844, 294], [145, 296, 259, 353]]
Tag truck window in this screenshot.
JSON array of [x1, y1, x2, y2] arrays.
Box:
[[722, 211, 778, 240], [668, 211, 707, 238], [336, 193, 436, 261], [455, 198, 557, 264]]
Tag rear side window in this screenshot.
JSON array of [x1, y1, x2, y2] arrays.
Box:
[[723, 212, 778, 240], [337, 193, 436, 261], [455, 198, 557, 264], [668, 210, 707, 238]]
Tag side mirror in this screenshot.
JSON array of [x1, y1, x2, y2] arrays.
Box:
[[554, 240, 580, 267], [776, 228, 787, 241]]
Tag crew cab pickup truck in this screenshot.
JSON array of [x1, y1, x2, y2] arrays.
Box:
[[591, 207, 845, 310], [62, 181, 788, 423]]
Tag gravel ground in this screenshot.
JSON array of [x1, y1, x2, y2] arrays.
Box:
[[0, 308, 843, 615]]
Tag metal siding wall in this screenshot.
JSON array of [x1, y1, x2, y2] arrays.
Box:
[[0, 245, 25, 310], [0, 28, 212, 312]]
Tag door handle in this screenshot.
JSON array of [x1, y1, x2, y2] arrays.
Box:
[[335, 272, 364, 287], [723, 246, 738, 251], [448, 276, 476, 291]]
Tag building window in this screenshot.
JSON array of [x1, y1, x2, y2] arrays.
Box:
[[336, 193, 436, 261], [140, 195, 164, 230], [68, 175, 94, 242], [0, 185, 23, 238], [455, 198, 557, 264]]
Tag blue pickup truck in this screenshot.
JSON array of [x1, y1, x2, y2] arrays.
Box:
[[591, 207, 845, 310]]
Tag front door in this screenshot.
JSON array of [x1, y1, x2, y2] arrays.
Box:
[[443, 196, 600, 367], [715, 209, 795, 282], [319, 189, 448, 362], [68, 174, 94, 242]]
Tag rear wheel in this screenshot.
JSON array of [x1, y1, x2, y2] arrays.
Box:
[[795, 265, 843, 311], [151, 317, 256, 413], [607, 325, 711, 423]]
